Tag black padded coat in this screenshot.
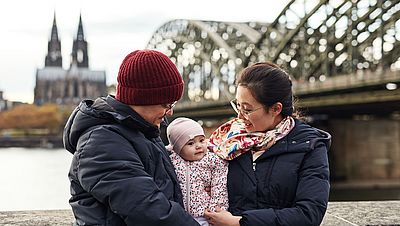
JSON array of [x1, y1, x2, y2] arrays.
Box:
[[63, 95, 200, 226], [228, 119, 331, 226]]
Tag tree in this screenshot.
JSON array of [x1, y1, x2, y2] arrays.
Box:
[[0, 104, 63, 134]]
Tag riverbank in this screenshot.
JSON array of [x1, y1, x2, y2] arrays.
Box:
[[0, 201, 399, 225], [0, 136, 63, 148]]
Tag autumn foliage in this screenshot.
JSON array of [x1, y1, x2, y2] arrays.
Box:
[[0, 104, 67, 134]]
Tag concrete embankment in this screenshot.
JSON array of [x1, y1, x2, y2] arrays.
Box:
[[0, 201, 399, 225], [0, 136, 63, 148]]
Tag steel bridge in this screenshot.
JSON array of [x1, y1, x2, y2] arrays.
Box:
[[147, 0, 400, 190], [147, 0, 400, 121]]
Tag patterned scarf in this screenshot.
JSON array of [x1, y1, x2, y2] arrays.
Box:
[[208, 116, 295, 160]]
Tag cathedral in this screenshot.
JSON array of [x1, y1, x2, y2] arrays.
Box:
[[34, 14, 107, 106]]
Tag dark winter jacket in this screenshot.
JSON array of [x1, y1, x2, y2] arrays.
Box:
[[228, 119, 331, 226], [63, 95, 200, 226]]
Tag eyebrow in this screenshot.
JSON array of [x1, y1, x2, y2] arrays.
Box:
[[238, 101, 255, 107]]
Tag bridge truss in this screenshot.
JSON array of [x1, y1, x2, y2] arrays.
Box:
[[147, 0, 400, 117]]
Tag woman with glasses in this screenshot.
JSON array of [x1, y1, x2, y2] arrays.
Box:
[[205, 62, 331, 226]]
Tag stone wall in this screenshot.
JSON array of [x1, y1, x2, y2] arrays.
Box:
[[330, 119, 400, 181], [1, 201, 399, 226]]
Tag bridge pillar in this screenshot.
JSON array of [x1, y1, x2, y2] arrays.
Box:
[[329, 118, 400, 181]]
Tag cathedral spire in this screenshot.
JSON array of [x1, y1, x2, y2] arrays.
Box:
[[51, 12, 59, 40], [71, 13, 89, 68], [76, 13, 85, 41], [45, 11, 62, 67]]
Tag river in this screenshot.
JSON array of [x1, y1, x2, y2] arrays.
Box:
[[0, 147, 72, 211], [1, 147, 398, 212]]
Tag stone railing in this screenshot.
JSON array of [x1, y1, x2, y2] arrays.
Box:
[[0, 201, 399, 226]]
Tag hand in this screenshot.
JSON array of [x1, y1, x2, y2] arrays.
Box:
[[204, 207, 241, 226]]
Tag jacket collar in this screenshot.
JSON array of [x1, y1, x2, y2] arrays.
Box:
[[104, 95, 160, 138], [255, 119, 331, 161]]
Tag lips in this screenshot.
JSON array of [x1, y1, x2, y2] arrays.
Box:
[[244, 121, 252, 128]]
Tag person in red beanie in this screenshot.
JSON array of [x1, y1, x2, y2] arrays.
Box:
[[63, 49, 201, 226]]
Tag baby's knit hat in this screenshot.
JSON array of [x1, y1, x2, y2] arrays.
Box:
[[166, 117, 205, 154], [116, 49, 184, 105]]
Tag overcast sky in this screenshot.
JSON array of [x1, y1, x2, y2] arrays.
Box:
[[0, 0, 289, 103]]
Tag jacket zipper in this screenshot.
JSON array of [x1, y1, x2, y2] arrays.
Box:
[[185, 161, 190, 212]]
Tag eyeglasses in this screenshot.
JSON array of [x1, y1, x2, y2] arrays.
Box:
[[230, 99, 263, 118], [162, 101, 177, 112]]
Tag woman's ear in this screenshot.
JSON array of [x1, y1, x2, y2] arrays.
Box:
[[271, 102, 283, 116]]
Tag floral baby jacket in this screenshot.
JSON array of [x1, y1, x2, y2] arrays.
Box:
[[169, 151, 228, 217]]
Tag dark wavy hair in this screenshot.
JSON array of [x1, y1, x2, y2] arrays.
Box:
[[236, 62, 299, 117]]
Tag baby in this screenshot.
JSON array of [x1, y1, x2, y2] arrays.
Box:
[[166, 117, 228, 226]]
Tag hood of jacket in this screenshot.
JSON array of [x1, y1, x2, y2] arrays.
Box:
[[63, 95, 161, 154], [258, 118, 331, 160]]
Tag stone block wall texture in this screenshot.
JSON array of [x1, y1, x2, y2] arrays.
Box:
[[330, 119, 400, 181]]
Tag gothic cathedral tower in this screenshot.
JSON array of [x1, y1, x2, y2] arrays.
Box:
[[34, 13, 106, 106], [70, 14, 89, 68], [44, 12, 62, 67]]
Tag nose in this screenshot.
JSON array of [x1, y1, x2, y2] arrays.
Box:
[[237, 111, 246, 120], [195, 142, 202, 149]]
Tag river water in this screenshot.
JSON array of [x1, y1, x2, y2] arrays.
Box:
[[0, 147, 72, 211], [1, 147, 398, 211]]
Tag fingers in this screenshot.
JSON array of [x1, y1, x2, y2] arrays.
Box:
[[204, 209, 215, 225], [204, 208, 213, 217]]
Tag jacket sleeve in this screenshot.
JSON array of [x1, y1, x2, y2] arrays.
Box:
[[209, 154, 229, 211], [240, 141, 330, 226], [76, 127, 200, 226]]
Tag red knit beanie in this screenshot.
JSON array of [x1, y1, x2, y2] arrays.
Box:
[[116, 50, 184, 105]]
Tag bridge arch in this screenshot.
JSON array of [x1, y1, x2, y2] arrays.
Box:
[[147, 19, 268, 105], [247, 0, 400, 82], [147, 0, 400, 106]]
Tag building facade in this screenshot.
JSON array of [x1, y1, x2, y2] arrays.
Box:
[[0, 91, 7, 112], [34, 14, 106, 106]]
